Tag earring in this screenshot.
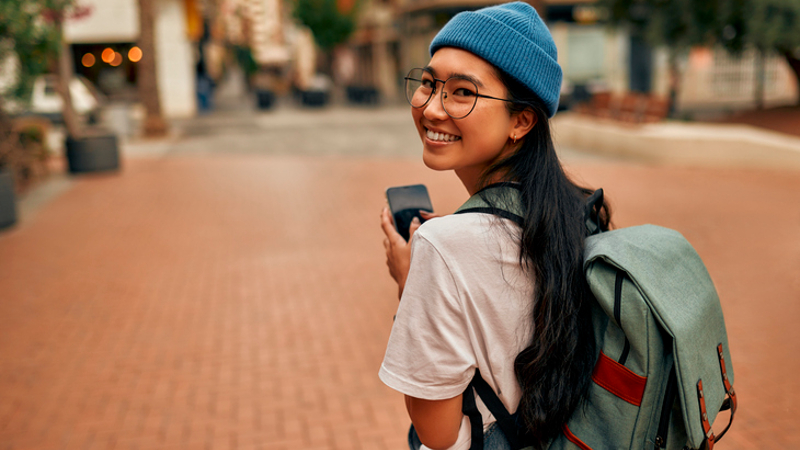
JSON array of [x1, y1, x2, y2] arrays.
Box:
[[513, 134, 517, 144]]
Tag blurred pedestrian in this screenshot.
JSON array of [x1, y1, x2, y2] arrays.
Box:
[[379, 3, 611, 449], [196, 60, 214, 112]]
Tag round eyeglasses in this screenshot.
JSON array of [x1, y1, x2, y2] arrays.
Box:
[[404, 68, 515, 119]]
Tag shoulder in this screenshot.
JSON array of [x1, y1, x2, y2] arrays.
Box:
[[414, 212, 518, 250]]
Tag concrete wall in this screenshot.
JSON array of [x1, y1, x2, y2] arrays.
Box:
[[553, 113, 800, 170], [155, 0, 196, 118], [64, 0, 139, 43]]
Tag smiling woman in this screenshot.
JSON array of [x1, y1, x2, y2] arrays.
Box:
[[409, 48, 533, 192], [378, 3, 611, 450]]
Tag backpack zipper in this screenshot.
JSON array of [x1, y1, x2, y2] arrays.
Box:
[[654, 364, 678, 449]]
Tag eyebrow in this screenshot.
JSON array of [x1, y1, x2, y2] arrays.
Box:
[[423, 66, 485, 88]]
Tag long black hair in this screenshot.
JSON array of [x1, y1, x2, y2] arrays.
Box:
[[480, 70, 611, 448]]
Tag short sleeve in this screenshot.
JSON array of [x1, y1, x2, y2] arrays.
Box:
[[379, 232, 475, 400]]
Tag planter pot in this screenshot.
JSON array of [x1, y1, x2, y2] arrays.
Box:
[[255, 89, 276, 110], [346, 86, 380, 105], [299, 90, 328, 107], [0, 169, 17, 230], [66, 133, 120, 174]]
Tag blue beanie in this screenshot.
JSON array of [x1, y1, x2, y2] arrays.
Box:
[[430, 2, 562, 117]]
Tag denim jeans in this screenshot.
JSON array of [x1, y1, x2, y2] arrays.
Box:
[[408, 423, 511, 450]]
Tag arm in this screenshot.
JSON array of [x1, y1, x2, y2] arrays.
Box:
[[379, 211, 465, 449], [405, 394, 464, 450]]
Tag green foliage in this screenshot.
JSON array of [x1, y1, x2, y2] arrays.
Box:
[[743, 0, 800, 53], [602, 0, 800, 55], [0, 0, 61, 103], [292, 0, 358, 50], [233, 44, 258, 76], [602, 0, 723, 49]]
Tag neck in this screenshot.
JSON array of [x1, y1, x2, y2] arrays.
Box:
[[456, 167, 512, 196], [455, 168, 482, 196]]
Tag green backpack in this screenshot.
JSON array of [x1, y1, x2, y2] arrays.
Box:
[[455, 184, 737, 450]]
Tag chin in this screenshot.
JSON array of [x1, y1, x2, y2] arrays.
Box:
[[422, 150, 453, 172]]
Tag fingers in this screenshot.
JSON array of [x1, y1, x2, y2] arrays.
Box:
[[381, 207, 402, 241]]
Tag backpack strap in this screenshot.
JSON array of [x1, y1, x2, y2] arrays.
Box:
[[463, 369, 533, 450], [694, 343, 738, 450], [455, 183, 605, 237], [454, 182, 524, 226], [584, 188, 604, 236], [462, 379, 484, 450]]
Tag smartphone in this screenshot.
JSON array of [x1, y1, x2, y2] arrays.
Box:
[[386, 184, 434, 241]]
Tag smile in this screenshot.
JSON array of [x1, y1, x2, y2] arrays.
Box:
[[425, 128, 461, 142]]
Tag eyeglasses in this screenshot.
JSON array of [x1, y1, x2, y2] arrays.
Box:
[[404, 68, 515, 119]]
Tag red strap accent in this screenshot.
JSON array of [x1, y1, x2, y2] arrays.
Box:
[[717, 344, 738, 414], [715, 343, 737, 442], [697, 379, 716, 450], [563, 424, 593, 450], [592, 351, 648, 407]]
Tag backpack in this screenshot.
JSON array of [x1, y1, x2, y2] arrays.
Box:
[[454, 184, 737, 450]]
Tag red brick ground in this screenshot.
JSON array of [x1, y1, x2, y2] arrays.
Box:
[[1, 153, 798, 449]]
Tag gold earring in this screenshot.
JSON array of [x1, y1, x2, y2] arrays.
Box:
[[513, 134, 517, 144]]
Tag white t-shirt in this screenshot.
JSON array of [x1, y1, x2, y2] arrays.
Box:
[[379, 213, 535, 450]]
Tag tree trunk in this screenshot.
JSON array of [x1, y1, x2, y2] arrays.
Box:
[[137, 0, 168, 137], [0, 98, 18, 171], [55, 20, 82, 139], [667, 50, 681, 119], [754, 47, 765, 110], [782, 51, 800, 106]]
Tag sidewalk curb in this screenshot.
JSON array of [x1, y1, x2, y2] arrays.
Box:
[[552, 113, 800, 170]]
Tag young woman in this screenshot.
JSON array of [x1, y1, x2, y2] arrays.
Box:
[[379, 3, 610, 450]]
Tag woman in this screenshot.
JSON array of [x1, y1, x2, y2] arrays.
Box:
[[379, 3, 610, 450]]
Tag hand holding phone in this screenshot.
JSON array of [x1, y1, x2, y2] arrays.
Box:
[[386, 184, 434, 242]]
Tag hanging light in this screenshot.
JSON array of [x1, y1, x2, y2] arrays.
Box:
[[110, 52, 123, 67], [128, 46, 143, 63], [81, 53, 96, 67], [101, 47, 115, 64]]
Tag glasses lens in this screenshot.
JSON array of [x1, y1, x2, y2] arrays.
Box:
[[405, 68, 434, 108], [442, 77, 478, 119]]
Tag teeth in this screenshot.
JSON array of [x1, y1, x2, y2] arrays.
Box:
[[426, 129, 459, 142]]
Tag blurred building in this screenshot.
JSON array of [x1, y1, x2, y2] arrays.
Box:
[[344, 0, 797, 113], [544, 1, 797, 113], [346, 0, 615, 105], [220, 0, 316, 92], [221, 0, 291, 66], [677, 47, 797, 113], [347, 0, 401, 101], [64, 0, 198, 118]]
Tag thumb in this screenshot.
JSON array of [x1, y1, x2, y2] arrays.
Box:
[[408, 216, 422, 241], [419, 210, 439, 220]]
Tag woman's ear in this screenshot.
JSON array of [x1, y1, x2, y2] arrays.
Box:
[[511, 109, 537, 141]]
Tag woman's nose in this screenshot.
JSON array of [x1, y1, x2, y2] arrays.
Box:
[[423, 88, 449, 121]]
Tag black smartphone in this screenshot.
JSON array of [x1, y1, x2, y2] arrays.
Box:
[[386, 184, 434, 241]]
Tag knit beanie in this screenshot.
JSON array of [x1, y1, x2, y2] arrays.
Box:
[[430, 2, 562, 117]]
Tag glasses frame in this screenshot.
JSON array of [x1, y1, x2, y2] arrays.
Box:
[[404, 68, 516, 119]]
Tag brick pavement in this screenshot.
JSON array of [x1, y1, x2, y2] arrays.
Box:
[[1, 121, 799, 449]]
